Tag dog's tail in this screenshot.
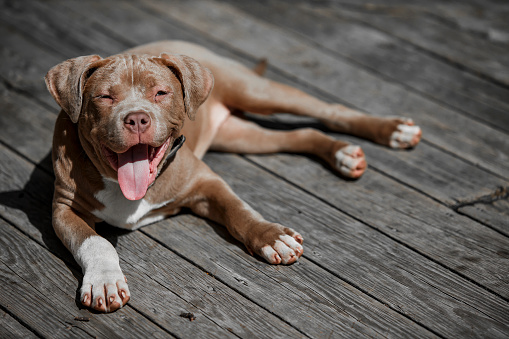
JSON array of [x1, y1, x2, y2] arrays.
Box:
[[253, 58, 268, 76]]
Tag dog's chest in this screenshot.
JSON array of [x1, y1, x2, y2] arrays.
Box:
[[92, 178, 172, 229]]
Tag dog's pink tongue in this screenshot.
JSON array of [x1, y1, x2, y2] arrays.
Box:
[[117, 144, 150, 200]]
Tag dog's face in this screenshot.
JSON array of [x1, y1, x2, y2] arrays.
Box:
[[46, 53, 214, 200]]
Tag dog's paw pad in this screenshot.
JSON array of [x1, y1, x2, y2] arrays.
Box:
[[81, 273, 130, 313], [260, 234, 304, 265], [389, 120, 422, 149], [334, 145, 367, 178]]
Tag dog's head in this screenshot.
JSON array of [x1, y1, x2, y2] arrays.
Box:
[[45, 53, 214, 200]]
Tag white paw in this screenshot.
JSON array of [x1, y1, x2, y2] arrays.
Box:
[[335, 145, 367, 178], [260, 234, 304, 265], [76, 236, 130, 312], [80, 267, 130, 313], [389, 121, 422, 149]]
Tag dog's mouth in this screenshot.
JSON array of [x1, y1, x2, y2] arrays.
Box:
[[102, 137, 172, 201]]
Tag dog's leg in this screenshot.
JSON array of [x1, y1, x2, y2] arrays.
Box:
[[211, 115, 366, 178], [184, 170, 304, 264], [53, 204, 130, 312], [220, 67, 421, 148]]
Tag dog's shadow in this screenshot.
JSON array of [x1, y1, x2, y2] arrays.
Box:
[[0, 151, 129, 310]]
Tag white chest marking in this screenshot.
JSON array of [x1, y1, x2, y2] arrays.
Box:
[[92, 178, 172, 229]]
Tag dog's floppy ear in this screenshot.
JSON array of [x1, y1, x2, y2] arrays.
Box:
[[45, 55, 103, 123], [158, 53, 214, 121]]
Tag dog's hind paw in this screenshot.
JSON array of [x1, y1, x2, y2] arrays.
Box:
[[389, 119, 422, 149], [334, 145, 367, 179]]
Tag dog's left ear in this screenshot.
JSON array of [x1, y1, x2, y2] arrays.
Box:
[[158, 53, 214, 121], [45, 55, 104, 123]]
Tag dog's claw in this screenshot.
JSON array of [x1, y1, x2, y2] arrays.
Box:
[[82, 294, 91, 307], [80, 274, 130, 313]]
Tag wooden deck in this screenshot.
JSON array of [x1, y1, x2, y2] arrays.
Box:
[[1, 0, 508, 337]]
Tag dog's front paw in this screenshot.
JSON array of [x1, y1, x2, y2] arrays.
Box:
[[246, 223, 304, 265], [80, 267, 130, 313], [77, 236, 130, 312]]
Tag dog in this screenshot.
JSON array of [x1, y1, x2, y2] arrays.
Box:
[[45, 40, 421, 313]]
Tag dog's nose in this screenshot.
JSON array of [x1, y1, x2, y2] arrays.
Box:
[[124, 112, 151, 134]]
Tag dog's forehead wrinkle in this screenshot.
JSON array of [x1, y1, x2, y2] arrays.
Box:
[[92, 55, 169, 96]]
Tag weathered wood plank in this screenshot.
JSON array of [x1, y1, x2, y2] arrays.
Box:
[[143, 152, 509, 338], [39, 0, 509, 210], [0, 219, 173, 338], [313, 0, 509, 44], [130, 0, 509, 182], [249, 113, 509, 208], [0, 80, 54, 166], [0, 21, 60, 109], [326, 1, 509, 86], [145, 216, 440, 338], [0, 309, 38, 339], [115, 235, 305, 338], [420, 1, 509, 44], [134, 225, 432, 338], [459, 198, 509, 237], [224, 0, 509, 133], [245, 151, 509, 297], [1, 0, 126, 58]]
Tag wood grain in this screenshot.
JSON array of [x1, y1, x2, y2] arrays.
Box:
[[0, 219, 173, 338], [459, 199, 509, 236], [225, 0, 509, 134], [245, 152, 509, 297], [0, 309, 38, 339], [332, 1, 509, 86]]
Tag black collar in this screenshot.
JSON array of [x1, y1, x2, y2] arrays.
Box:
[[152, 135, 186, 183], [165, 135, 186, 162]]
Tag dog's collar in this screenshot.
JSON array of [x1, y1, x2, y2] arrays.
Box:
[[164, 134, 186, 161]]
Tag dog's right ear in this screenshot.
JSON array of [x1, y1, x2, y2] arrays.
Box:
[[45, 55, 103, 123]]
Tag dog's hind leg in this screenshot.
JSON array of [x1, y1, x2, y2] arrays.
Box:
[[211, 115, 366, 178], [219, 63, 421, 149]]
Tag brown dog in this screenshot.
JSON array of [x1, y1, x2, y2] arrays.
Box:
[[45, 40, 421, 313]]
